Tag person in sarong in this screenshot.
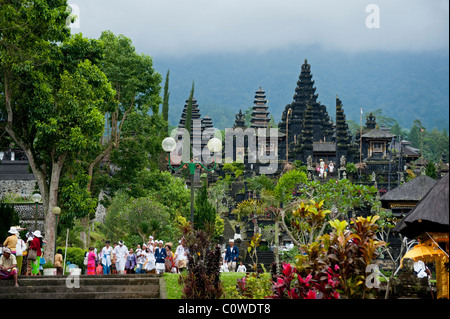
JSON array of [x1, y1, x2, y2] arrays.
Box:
[[125, 248, 137, 274], [144, 243, 156, 273], [86, 247, 97, 275], [174, 238, 189, 273], [164, 243, 174, 273], [0, 248, 19, 286], [155, 240, 167, 274], [113, 241, 128, 274], [100, 241, 113, 275], [28, 231, 43, 276]]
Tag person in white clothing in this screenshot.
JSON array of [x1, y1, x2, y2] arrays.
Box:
[[174, 238, 188, 273], [135, 244, 146, 274], [237, 262, 247, 273], [144, 243, 156, 273], [100, 241, 113, 275], [113, 240, 128, 274], [220, 261, 229, 273], [414, 260, 431, 279]]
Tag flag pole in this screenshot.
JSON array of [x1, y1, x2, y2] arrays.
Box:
[[420, 127, 424, 162], [359, 108, 363, 177]]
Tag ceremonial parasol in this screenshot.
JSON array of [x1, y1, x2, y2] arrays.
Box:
[[401, 243, 446, 265]]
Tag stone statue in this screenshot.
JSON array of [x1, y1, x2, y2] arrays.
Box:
[[371, 172, 376, 182], [340, 155, 346, 169], [307, 155, 313, 169], [391, 258, 429, 299]]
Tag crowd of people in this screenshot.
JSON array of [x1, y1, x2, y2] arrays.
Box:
[[84, 236, 190, 275], [1, 226, 46, 287], [315, 159, 334, 179], [1, 224, 247, 287], [85, 237, 245, 275]]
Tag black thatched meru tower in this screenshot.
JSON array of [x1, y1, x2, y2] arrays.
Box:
[[335, 96, 355, 164], [279, 58, 334, 163], [250, 87, 271, 129]]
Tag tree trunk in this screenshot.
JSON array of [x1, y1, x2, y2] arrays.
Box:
[[274, 217, 280, 271], [43, 155, 65, 264]]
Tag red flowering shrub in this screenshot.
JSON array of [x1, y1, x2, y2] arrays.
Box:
[[267, 262, 340, 299]]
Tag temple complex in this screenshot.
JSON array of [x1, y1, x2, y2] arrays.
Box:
[[278, 59, 351, 165]]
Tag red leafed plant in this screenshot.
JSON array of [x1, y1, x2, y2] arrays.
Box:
[[267, 262, 340, 299]]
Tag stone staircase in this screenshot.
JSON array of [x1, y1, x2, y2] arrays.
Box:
[[0, 273, 162, 299], [244, 251, 275, 272]]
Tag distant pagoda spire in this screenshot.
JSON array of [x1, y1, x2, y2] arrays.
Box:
[[233, 109, 247, 129], [300, 96, 314, 154], [335, 95, 352, 147], [279, 58, 334, 161], [250, 87, 270, 129], [201, 115, 214, 150], [365, 112, 377, 130], [178, 96, 202, 131]]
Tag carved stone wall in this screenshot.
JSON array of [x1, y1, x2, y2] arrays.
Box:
[[0, 180, 36, 199], [13, 203, 45, 233]]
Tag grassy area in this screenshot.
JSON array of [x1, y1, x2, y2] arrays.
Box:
[[162, 272, 245, 299]]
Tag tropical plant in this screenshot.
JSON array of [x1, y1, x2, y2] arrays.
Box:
[[225, 271, 272, 299], [268, 262, 340, 299], [247, 232, 262, 272], [327, 216, 385, 299], [281, 200, 331, 247], [178, 224, 223, 299]]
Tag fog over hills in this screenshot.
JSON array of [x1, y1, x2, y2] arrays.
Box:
[[153, 47, 449, 132], [69, 0, 449, 132]]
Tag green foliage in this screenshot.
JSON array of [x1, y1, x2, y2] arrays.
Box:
[[247, 232, 262, 271], [60, 247, 86, 269], [327, 215, 385, 299], [274, 169, 307, 204], [104, 191, 177, 244], [0, 201, 21, 241], [178, 226, 223, 299], [297, 179, 379, 220], [162, 69, 170, 132], [58, 171, 98, 229], [184, 81, 195, 134], [225, 272, 273, 299], [346, 162, 357, 174], [194, 182, 217, 231], [425, 162, 437, 179], [232, 199, 265, 222]]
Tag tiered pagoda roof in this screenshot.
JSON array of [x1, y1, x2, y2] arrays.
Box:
[[250, 87, 271, 129], [233, 110, 247, 129], [278, 59, 339, 161]]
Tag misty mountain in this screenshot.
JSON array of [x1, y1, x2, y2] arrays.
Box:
[[152, 46, 449, 132]]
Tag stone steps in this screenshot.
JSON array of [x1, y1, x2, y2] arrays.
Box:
[[244, 251, 274, 271], [0, 274, 162, 299]]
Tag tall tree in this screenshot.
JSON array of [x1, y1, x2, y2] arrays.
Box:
[[162, 69, 170, 133], [1, 0, 115, 261], [184, 81, 195, 135]]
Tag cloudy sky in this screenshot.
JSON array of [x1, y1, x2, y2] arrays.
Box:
[[70, 0, 449, 58]]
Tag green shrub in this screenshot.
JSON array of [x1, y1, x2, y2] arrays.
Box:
[[224, 272, 273, 299], [59, 247, 86, 268]]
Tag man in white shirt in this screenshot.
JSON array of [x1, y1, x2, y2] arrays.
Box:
[[100, 241, 113, 274], [113, 240, 128, 274]]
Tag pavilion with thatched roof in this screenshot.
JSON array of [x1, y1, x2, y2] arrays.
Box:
[[393, 173, 449, 299], [380, 174, 437, 217]]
